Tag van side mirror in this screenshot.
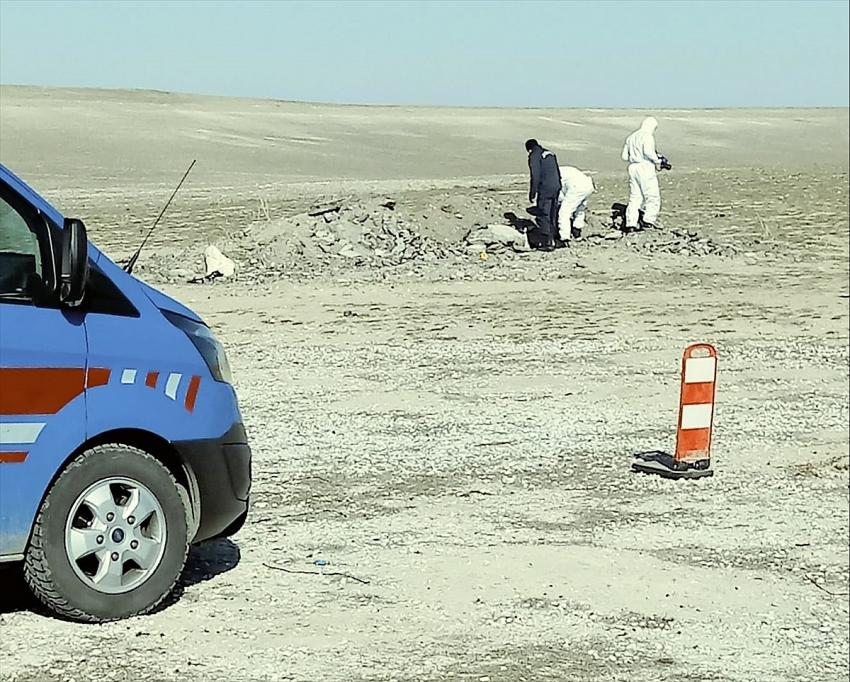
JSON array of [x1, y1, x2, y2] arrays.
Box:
[[59, 218, 89, 307]]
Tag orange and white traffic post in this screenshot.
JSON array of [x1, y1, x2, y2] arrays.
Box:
[[633, 343, 717, 479]]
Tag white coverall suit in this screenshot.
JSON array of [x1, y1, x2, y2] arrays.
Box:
[[557, 166, 595, 235], [621, 116, 661, 228]]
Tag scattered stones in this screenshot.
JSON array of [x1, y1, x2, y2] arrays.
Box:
[[622, 228, 738, 258]]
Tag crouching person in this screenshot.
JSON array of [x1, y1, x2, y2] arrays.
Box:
[[558, 165, 595, 240]]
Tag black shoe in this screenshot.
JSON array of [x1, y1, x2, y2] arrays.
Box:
[[537, 243, 555, 252], [553, 239, 568, 249], [571, 228, 582, 240]]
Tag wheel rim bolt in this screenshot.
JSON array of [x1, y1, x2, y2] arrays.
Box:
[[130, 540, 139, 550], [111, 552, 119, 561], [106, 512, 115, 522], [96, 535, 104, 544]]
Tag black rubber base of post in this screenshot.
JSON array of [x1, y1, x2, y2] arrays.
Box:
[[631, 451, 714, 480]]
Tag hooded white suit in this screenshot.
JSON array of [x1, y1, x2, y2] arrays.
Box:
[[557, 165, 595, 235], [621, 116, 661, 227]]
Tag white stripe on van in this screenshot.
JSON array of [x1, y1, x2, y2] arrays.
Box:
[[0, 423, 46, 445], [165, 373, 182, 400], [121, 369, 138, 385]]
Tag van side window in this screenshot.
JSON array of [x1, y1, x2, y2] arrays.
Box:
[[0, 195, 42, 297]]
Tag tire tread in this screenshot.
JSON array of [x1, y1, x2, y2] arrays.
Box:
[[23, 444, 188, 623]]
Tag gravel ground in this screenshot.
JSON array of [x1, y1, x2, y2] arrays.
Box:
[[2, 247, 848, 682], [0, 90, 847, 681]]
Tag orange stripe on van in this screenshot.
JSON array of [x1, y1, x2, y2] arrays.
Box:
[[0, 367, 111, 416], [0, 451, 28, 464], [86, 368, 111, 388], [0, 368, 85, 415], [184, 376, 201, 413]]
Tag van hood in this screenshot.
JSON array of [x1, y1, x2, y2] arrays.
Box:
[[136, 279, 203, 323], [89, 243, 203, 324]]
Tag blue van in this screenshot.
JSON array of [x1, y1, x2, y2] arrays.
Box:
[[0, 163, 251, 622]]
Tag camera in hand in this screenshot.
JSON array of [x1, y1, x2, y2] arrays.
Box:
[[658, 154, 672, 171]]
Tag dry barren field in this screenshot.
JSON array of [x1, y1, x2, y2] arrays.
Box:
[[0, 88, 848, 682]]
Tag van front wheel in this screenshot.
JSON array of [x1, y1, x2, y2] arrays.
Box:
[[23, 444, 189, 622]]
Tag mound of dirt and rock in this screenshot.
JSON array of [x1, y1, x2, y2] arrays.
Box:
[[131, 191, 740, 285]]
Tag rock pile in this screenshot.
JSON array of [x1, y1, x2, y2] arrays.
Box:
[[130, 192, 741, 285], [228, 197, 472, 280]]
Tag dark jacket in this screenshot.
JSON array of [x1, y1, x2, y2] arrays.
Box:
[[528, 146, 562, 200]]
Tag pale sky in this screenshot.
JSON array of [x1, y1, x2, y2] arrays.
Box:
[[1, 0, 848, 107]]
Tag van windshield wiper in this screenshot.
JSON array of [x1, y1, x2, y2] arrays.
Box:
[[123, 160, 196, 275]]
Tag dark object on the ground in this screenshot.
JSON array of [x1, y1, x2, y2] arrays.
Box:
[[308, 204, 342, 218], [658, 153, 672, 171], [553, 239, 568, 249], [262, 562, 370, 585], [611, 202, 626, 231], [504, 211, 536, 231], [611, 202, 650, 233], [803, 575, 850, 597], [456, 489, 494, 497], [505, 210, 550, 249], [188, 272, 224, 284], [611, 202, 630, 232], [381, 200, 396, 210], [571, 227, 582, 240], [631, 451, 713, 479]]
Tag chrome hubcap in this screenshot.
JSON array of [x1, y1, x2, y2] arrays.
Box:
[[64, 477, 167, 594]]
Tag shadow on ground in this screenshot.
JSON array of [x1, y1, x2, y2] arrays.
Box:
[[0, 565, 36, 615], [0, 538, 241, 619], [180, 537, 241, 588]]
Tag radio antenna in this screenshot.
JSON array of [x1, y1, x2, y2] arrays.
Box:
[[124, 159, 196, 274]]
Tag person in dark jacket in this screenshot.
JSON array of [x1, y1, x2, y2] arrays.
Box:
[[526, 139, 563, 250]]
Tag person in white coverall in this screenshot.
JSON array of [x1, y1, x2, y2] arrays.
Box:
[[621, 116, 662, 230], [557, 165, 595, 240]]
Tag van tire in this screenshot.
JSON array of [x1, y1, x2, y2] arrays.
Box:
[[23, 444, 189, 623]]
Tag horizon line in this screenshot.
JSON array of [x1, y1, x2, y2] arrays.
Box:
[[1, 83, 848, 112]]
